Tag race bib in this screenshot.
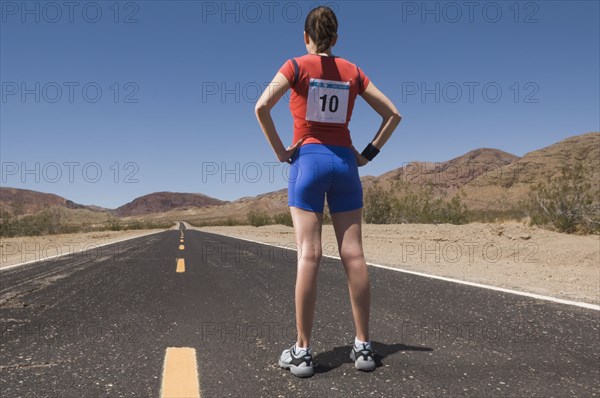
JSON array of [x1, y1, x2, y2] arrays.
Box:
[[305, 78, 350, 124]]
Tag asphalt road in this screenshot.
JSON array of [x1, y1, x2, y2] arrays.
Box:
[[1, 224, 598, 397]]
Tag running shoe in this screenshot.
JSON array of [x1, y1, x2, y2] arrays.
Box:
[[350, 341, 376, 371], [278, 344, 315, 378]]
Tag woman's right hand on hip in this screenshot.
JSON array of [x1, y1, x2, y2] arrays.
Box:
[[278, 138, 305, 164]]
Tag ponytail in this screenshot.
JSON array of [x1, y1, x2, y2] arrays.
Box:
[[305, 6, 338, 54]]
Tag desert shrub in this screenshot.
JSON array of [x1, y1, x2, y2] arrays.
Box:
[[393, 185, 468, 224], [224, 217, 238, 226], [0, 209, 16, 237], [108, 219, 123, 231], [363, 184, 396, 224], [187, 217, 243, 227], [0, 209, 178, 237], [273, 212, 293, 227], [125, 220, 143, 230], [20, 208, 61, 235], [247, 209, 270, 227], [0, 207, 64, 236], [439, 194, 470, 225], [526, 162, 600, 234], [59, 223, 84, 234], [364, 183, 468, 225], [115, 219, 174, 230]]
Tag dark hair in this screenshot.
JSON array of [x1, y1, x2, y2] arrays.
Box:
[[305, 6, 338, 54]]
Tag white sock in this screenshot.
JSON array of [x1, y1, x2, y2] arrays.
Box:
[[294, 344, 308, 353], [354, 336, 370, 349]]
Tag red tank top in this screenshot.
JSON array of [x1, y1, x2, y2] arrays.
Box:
[[278, 54, 370, 148]]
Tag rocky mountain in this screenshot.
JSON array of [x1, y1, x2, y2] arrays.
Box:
[[0, 187, 102, 215], [114, 191, 229, 217], [365, 147, 519, 194], [459, 132, 600, 210]]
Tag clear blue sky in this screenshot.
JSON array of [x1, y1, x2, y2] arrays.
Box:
[[1, 0, 598, 208]]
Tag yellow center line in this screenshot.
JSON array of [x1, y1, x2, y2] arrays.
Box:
[[160, 347, 201, 398], [179, 244, 185, 250], [176, 258, 185, 273]]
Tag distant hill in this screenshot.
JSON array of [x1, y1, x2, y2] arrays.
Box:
[[114, 191, 229, 217], [0, 188, 229, 220], [460, 132, 600, 210], [0, 187, 105, 215], [364, 147, 519, 194], [133, 189, 290, 225]]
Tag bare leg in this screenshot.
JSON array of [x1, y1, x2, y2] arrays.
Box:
[[290, 206, 323, 348], [330, 208, 370, 342]]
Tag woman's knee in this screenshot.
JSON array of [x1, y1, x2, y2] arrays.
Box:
[[298, 241, 323, 264], [339, 245, 364, 265]]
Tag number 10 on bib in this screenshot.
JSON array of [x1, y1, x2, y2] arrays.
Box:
[[306, 78, 350, 124]]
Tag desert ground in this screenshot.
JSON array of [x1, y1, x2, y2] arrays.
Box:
[[191, 222, 600, 305]]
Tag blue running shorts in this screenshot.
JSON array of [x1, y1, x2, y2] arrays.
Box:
[[287, 143, 363, 214]]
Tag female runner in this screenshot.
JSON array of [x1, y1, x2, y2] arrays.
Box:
[[255, 6, 401, 378]]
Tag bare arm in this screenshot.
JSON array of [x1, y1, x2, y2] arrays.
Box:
[[356, 81, 402, 163], [255, 72, 303, 163]]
